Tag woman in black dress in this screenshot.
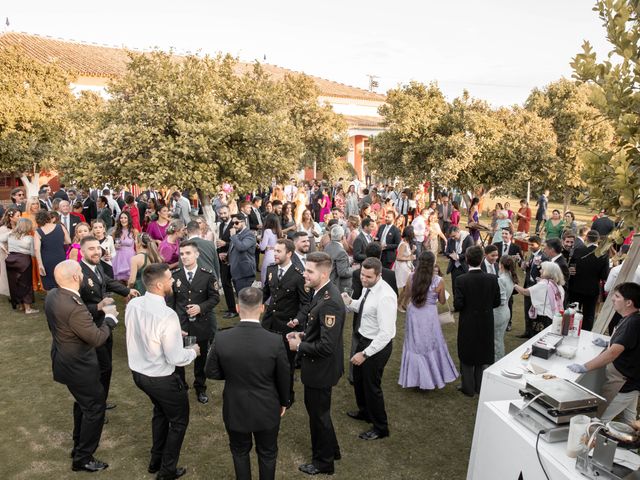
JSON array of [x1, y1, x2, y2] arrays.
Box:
[[34, 210, 70, 290]]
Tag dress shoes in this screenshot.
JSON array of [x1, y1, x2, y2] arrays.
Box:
[[358, 429, 389, 441], [506, 322, 512, 332], [456, 385, 474, 398], [72, 458, 109, 472], [346, 410, 370, 422], [197, 392, 209, 404], [298, 463, 333, 475], [106, 402, 117, 410], [517, 333, 532, 339], [223, 311, 238, 319], [156, 467, 187, 480]]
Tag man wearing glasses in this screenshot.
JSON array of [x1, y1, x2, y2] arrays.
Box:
[[10, 188, 26, 212], [227, 214, 257, 294]]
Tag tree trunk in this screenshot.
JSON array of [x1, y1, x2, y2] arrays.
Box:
[[563, 190, 571, 213], [20, 172, 40, 198]]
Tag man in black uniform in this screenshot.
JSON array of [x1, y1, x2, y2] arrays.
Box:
[[287, 252, 345, 476], [169, 241, 220, 404], [216, 205, 237, 318], [46, 260, 119, 472], [79, 236, 137, 409], [262, 238, 311, 405]]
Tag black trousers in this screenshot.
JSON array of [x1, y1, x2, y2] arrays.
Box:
[[227, 425, 279, 480], [459, 362, 488, 395], [568, 291, 598, 331], [523, 295, 534, 336], [304, 385, 339, 471], [68, 380, 106, 465], [95, 333, 113, 400], [220, 261, 236, 313], [176, 339, 210, 393], [450, 267, 466, 305], [353, 337, 392, 435], [132, 371, 190, 478]]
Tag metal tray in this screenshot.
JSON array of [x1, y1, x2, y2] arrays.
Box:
[[524, 376, 605, 410]]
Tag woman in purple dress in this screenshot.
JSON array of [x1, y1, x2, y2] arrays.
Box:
[[159, 220, 185, 268], [111, 211, 138, 281], [398, 251, 459, 390]]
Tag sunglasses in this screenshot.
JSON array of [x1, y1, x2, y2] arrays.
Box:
[[232, 221, 242, 225]]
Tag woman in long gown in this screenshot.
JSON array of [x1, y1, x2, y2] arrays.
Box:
[[259, 214, 281, 284], [294, 187, 308, 225], [494, 256, 518, 361], [467, 197, 482, 245], [345, 185, 359, 218], [297, 209, 320, 252], [393, 226, 415, 292], [398, 251, 459, 390], [34, 210, 70, 290], [23, 197, 43, 293], [0, 208, 21, 298], [111, 211, 139, 282], [426, 211, 447, 253]]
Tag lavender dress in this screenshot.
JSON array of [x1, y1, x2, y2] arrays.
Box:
[[398, 275, 459, 390], [111, 230, 136, 281]]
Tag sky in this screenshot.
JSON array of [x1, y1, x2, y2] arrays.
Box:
[[3, 0, 613, 106]]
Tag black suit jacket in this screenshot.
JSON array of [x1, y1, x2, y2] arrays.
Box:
[[205, 322, 290, 432], [351, 266, 398, 299], [217, 220, 232, 254], [374, 224, 401, 267], [493, 241, 523, 258], [83, 197, 98, 223], [169, 267, 220, 341], [553, 255, 571, 285], [298, 282, 345, 388], [53, 189, 69, 201], [79, 261, 130, 327], [262, 263, 310, 333], [291, 252, 305, 272], [568, 245, 609, 296], [60, 214, 81, 239], [445, 235, 474, 274], [248, 207, 263, 231], [454, 270, 501, 365], [352, 232, 370, 264], [96, 207, 113, 229], [45, 288, 112, 385], [523, 250, 549, 288]]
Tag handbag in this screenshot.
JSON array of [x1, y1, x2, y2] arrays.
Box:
[[439, 295, 455, 325]]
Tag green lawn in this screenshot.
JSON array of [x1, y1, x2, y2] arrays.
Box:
[[0, 254, 532, 480]]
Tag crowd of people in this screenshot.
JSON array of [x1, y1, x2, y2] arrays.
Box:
[[11, 177, 638, 479]]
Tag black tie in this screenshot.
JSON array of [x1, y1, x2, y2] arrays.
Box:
[[187, 271, 194, 283], [278, 267, 284, 280], [354, 288, 371, 337], [94, 267, 102, 283]]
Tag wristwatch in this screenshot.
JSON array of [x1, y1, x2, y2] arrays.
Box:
[[362, 351, 369, 359]]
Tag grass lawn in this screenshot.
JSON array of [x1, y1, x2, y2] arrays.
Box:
[[0, 252, 535, 480]]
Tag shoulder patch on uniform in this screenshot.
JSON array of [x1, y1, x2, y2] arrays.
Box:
[[324, 291, 330, 300], [200, 267, 213, 274], [304, 286, 311, 293], [324, 315, 336, 328], [72, 296, 83, 305], [171, 268, 180, 274], [294, 266, 303, 275]]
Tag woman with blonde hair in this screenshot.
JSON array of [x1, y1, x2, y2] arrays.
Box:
[[159, 220, 185, 268], [514, 261, 565, 330], [6, 218, 37, 313], [66, 222, 91, 262], [128, 232, 162, 295], [0, 208, 22, 297]]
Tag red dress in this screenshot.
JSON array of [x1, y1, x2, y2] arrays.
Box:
[[124, 204, 141, 231]]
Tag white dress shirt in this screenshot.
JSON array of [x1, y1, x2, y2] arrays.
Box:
[[483, 259, 498, 275], [347, 278, 397, 357], [295, 251, 306, 266], [411, 215, 427, 242], [125, 292, 196, 377]]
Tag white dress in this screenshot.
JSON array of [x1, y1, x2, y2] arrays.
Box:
[[393, 241, 414, 288], [0, 225, 10, 296]]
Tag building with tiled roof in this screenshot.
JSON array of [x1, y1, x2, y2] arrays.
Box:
[[0, 31, 385, 180]]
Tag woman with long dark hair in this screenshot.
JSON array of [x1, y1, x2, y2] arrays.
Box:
[[494, 256, 518, 361], [111, 210, 138, 282], [394, 226, 415, 294], [92, 219, 116, 278], [34, 210, 69, 290], [259, 214, 281, 284], [398, 251, 458, 390], [128, 232, 162, 295], [6, 218, 37, 313]]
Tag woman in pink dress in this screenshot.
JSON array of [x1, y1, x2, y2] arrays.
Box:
[[111, 211, 139, 282], [146, 205, 171, 242], [159, 220, 185, 268], [66, 222, 91, 262], [317, 188, 332, 223]]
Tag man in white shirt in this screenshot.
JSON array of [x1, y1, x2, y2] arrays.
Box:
[[102, 188, 121, 219], [481, 245, 499, 276], [342, 257, 397, 441], [126, 263, 199, 480]]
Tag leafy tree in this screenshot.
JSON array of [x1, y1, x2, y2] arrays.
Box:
[[0, 47, 73, 194], [572, 0, 639, 245], [525, 78, 614, 209]]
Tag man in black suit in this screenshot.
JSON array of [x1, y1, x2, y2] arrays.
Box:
[[352, 218, 374, 265], [207, 287, 290, 480], [45, 260, 118, 472], [262, 239, 310, 405], [184, 220, 220, 281], [454, 246, 501, 397], [216, 206, 237, 318], [38, 184, 52, 210], [568, 230, 609, 331], [437, 194, 453, 252], [53, 183, 70, 201], [248, 196, 264, 268], [591, 210, 615, 237], [59, 200, 81, 239], [544, 238, 570, 290], [374, 211, 401, 269], [519, 236, 548, 338], [169, 241, 220, 404], [292, 231, 310, 271], [480, 245, 500, 275], [287, 252, 345, 476], [493, 228, 523, 259], [445, 226, 474, 303], [81, 189, 98, 224], [79, 236, 137, 408]]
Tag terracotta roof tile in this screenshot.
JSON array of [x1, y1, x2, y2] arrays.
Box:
[[0, 32, 386, 102]]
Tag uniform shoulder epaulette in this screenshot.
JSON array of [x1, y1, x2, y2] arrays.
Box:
[[171, 267, 181, 274], [72, 295, 83, 305], [294, 266, 304, 275], [199, 267, 213, 274]]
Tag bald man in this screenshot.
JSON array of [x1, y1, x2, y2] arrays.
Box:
[[45, 260, 119, 473]]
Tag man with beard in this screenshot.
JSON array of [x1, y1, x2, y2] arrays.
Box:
[[79, 236, 138, 410], [216, 206, 237, 318], [292, 231, 310, 271]]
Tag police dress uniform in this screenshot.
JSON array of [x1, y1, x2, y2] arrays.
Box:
[[169, 266, 220, 397], [262, 262, 311, 404], [297, 281, 345, 474], [79, 260, 130, 401]]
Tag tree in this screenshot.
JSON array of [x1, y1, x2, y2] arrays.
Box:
[[0, 47, 73, 195], [525, 78, 614, 210]]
